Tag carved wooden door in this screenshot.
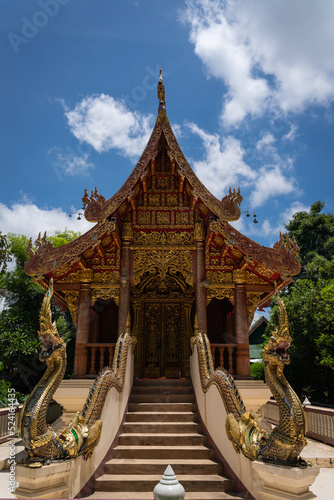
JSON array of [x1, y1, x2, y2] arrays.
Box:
[[143, 301, 181, 378]]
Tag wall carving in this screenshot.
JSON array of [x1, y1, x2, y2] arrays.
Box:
[[64, 291, 79, 325], [247, 292, 262, 326], [148, 194, 160, 206], [166, 194, 178, 206], [94, 271, 119, 285], [53, 263, 73, 277], [57, 270, 81, 283], [133, 231, 193, 246], [91, 288, 119, 306], [156, 211, 170, 224], [133, 249, 193, 287], [206, 288, 234, 305], [206, 271, 233, 286], [175, 212, 189, 225], [137, 211, 151, 225], [255, 263, 274, 278], [246, 271, 268, 285]]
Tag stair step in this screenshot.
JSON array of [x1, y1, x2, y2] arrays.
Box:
[[128, 402, 196, 412], [133, 378, 192, 386], [125, 411, 197, 422], [118, 432, 206, 446], [91, 379, 242, 499], [95, 474, 234, 493], [104, 458, 223, 475], [122, 421, 201, 433], [88, 491, 244, 499], [112, 445, 214, 459], [130, 393, 196, 403], [132, 385, 194, 394]]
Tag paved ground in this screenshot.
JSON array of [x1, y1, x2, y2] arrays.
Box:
[[301, 438, 334, 500], [0, 438, 333, 499]]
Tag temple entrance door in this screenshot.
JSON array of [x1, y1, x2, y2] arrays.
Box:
[[143, 301, 181, 378], [132, 293, 193, 378]]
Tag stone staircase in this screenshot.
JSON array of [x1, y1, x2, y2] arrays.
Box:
[[89, 379, 244, 499]]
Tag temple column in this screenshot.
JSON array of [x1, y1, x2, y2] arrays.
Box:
[[194, 222, 207, 333], [233, 270, 251, 378], [118, 222, 132, 335], [73, 269, 94, 377]]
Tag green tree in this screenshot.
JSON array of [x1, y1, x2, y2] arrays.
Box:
[[0, 231, 11, 277], [286, 201, 334, 279], [0, 230, 80, 391], [48, 228, 81, 248], [266, 202, 334, 404]]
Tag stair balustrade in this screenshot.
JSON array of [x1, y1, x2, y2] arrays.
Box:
[[210, 344, 237, 375], [86, 343, 116, 376]]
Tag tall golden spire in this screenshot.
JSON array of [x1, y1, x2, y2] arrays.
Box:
[[157, 68, 166, 118]]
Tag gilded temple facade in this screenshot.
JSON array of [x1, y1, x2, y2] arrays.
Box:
[[25, 73, 300, 380]]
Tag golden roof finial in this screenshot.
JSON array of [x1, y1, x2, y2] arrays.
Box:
[[157, 68, 166, 118]]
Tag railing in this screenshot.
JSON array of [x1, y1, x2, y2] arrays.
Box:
[[210, 343, 238, 374], [86, 343, 116, 376], [263, 400, 334, 446], [0, 405, 22, 444]]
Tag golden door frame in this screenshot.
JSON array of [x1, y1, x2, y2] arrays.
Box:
[[132, 291, 193, 378]]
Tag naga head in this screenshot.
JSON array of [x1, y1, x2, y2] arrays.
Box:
[[39, 278, 65, 361], [263, 292, 291, 369]]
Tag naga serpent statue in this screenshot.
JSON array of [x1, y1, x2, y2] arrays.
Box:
[[192, 294, 307, 465], [20, 279, 134, 465]]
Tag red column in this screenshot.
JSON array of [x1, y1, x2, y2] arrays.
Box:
[[195, 222, 207, 333], [73, 269, 93, 377], [118, 222, 132, 335], [233, 270, 251, 378]]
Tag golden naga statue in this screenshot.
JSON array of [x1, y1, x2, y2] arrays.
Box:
[[20, 279, 133, 466], [193, 293, 307, 465]]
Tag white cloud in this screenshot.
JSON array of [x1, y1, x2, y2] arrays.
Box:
[[63, 94, 154, 160], [282, 124, 298, 143], [280, 201, 309, 224], [186, 122, 297, 206], [254, 201, 310, 242], [49, 147, 94, 179], [186, 122, 256, 197], [183, 0, 334, 126], [249, 165, 296, 208], [0, 202, 93, 242], [256, 132, 276, 152]]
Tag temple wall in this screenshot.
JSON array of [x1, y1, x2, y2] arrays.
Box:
[[190, 346, 319, 500], [190, 345, 261, 498], [15, 349, 134, 499]]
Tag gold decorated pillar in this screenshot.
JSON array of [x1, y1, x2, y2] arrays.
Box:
[[118, 222, 132, 335], [73, 269, 94, 377], [194, 221, 207, 333], [233, 269, 251, 378]]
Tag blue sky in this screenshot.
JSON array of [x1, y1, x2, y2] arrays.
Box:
[[1, 0, 334, 249]]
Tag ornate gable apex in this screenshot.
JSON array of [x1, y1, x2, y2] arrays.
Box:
[[24, 73, 301, 289], [83, 72, 242, 224]]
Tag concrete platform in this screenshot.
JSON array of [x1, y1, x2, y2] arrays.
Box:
[[0, 437, 333, 499]]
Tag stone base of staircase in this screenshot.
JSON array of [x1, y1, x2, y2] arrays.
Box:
[[85, 379, 244, 499]]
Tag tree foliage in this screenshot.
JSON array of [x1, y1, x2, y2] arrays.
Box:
[[266, 202, 334, 404], [48, 229, 81, 248], [0, 230, 79, 392]]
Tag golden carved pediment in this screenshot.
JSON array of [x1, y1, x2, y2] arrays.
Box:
[[133, 248, 193, 289]]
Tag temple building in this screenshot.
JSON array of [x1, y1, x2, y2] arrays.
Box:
[[25, 73, 300, 380]]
